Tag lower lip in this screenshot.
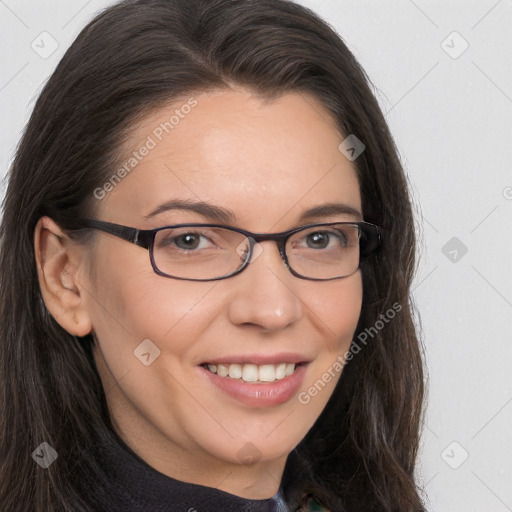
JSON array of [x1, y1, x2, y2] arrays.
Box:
[[198, 364, 308, 407]]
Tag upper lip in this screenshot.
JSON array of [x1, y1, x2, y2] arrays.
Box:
[[200, 352, 311, 366]]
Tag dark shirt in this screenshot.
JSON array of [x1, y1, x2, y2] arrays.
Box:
[[78, 430, 293, 511]]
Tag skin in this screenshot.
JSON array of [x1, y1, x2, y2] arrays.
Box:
[[34, 88, 363, 500]]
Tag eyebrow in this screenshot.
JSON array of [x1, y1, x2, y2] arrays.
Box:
[[144, 199, 363, 224]]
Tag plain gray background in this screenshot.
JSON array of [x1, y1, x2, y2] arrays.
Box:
[[1, 1, 511, 511]]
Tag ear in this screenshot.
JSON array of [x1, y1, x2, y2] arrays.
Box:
[[34, 216, 93, 337]]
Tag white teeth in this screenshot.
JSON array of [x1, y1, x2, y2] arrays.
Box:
[[228, 363, 242, 379], [258, 364, 275, 382], [206, 362, 298, 382], [275, 363, 287, 380], [242, 364, 259, 382], [217, 364, 229, 377]]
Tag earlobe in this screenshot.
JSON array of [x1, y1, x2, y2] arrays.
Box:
[[34, 216, 93, 337]]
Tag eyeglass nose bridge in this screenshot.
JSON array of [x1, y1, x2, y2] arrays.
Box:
[[242, 231, 291, 269]]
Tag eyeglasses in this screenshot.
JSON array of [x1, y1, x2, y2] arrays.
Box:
[[71, 218, 382, 281]]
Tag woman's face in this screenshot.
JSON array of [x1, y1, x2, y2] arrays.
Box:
[[81, 88, 362, 477]]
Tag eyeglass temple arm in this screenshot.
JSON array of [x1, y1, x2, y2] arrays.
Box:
[[74, 219, 153, 249]]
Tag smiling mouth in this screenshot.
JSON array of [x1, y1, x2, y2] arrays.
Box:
[[201, 362, 306, 383]]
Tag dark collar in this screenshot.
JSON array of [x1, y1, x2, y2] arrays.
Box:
[[81, 430, 292, 511]]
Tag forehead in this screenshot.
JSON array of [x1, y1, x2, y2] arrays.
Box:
[[104, 88, 362, 228]]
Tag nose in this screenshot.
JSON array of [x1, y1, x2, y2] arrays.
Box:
[[226, 240, 303, 332]]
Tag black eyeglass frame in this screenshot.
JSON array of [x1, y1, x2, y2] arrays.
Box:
[[71, 218, 382, 282]]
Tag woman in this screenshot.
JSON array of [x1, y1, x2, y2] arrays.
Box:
[[0, 0, 427, 510]]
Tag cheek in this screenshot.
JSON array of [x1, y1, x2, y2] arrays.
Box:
[[296, 273, 362, 415], [306, 271, 363, 352], [85, 244, 223, 382], [86, 261, 223, 435]]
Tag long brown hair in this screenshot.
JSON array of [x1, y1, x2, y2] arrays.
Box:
[[0, 1, 427, 510]]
